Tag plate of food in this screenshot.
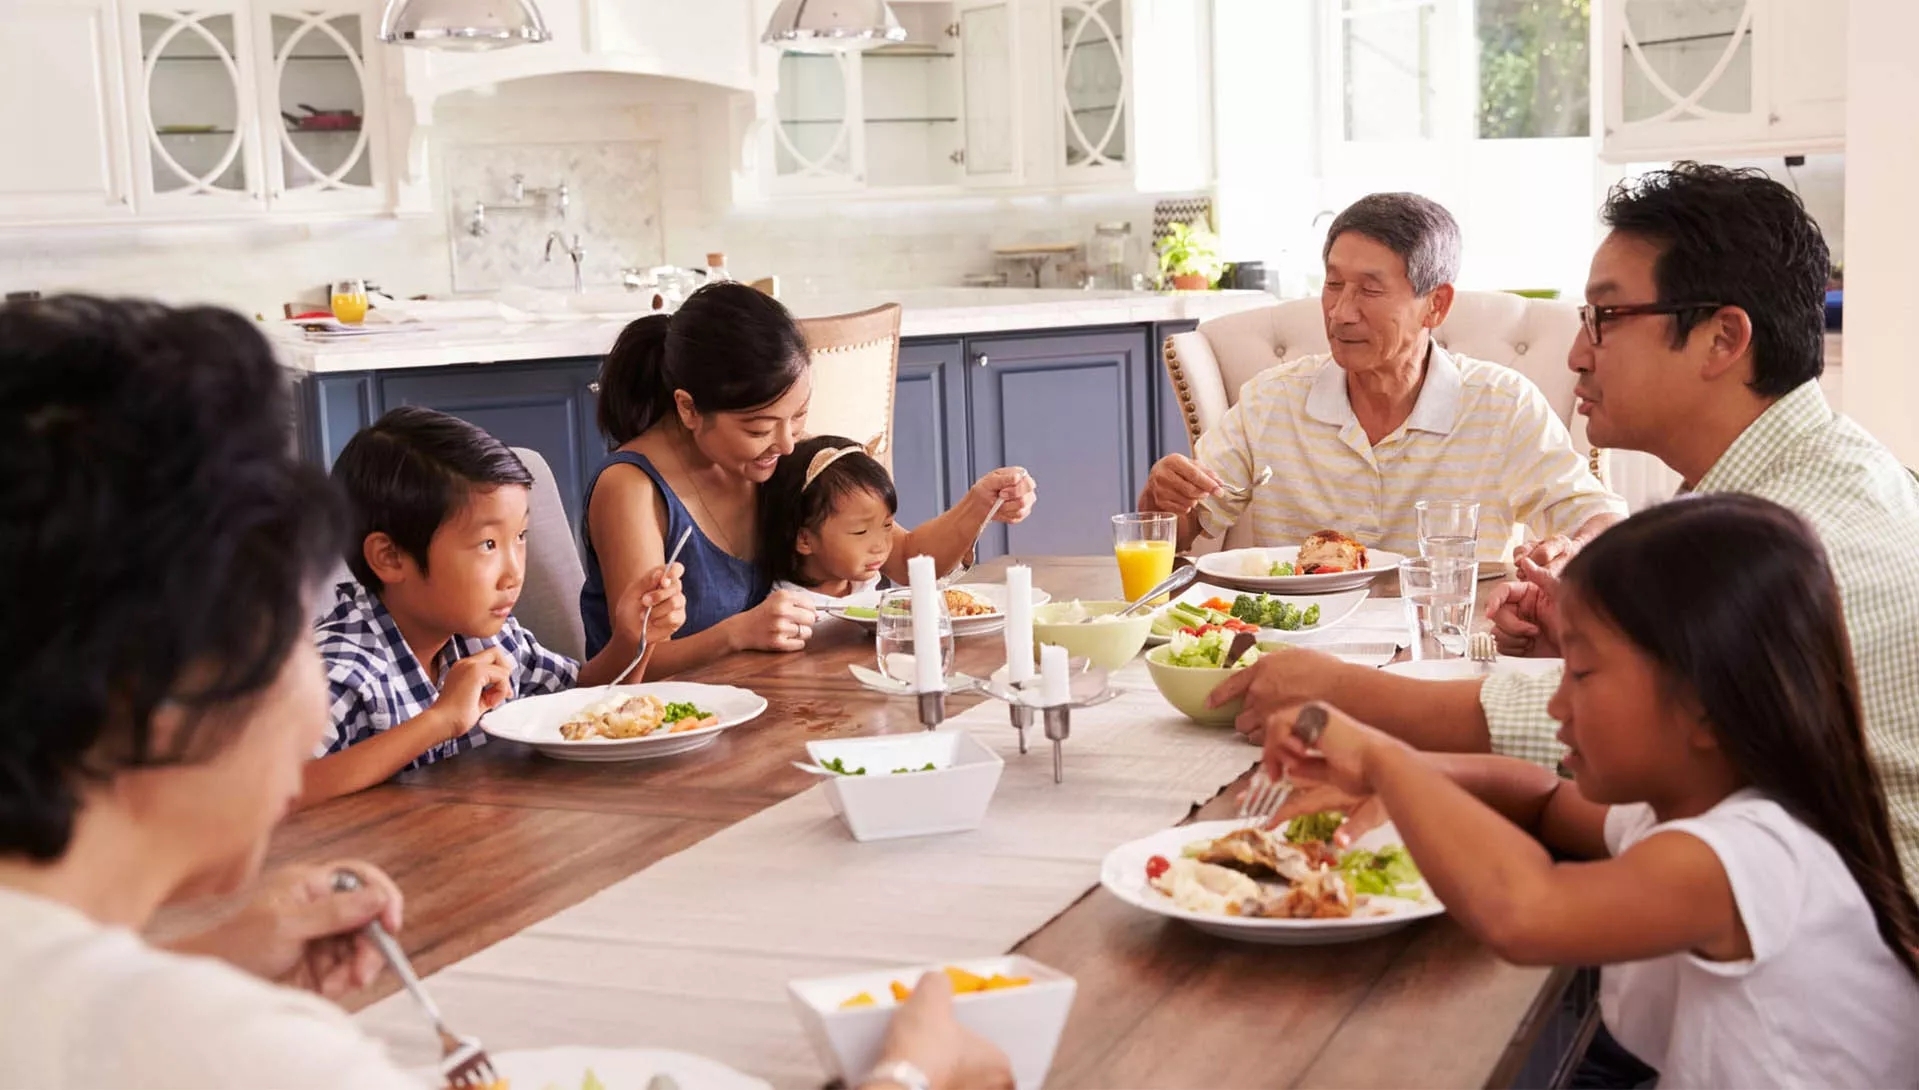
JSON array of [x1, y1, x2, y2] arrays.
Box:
[[1196, 531, 1405, 594], [823, 584, 1051, 638], [418, 1045, 769, 1089], [1145, 586, 1368, 647], [479, 682, 767, 762], [1099, 816, 1443, 945]]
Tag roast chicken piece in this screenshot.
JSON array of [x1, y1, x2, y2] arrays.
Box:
[[1252, 866, 1356, 919], [1297, 529, 1367, 574], [1193, 827, 1317, 884]]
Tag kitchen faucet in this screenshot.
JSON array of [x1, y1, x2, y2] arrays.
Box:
[[544, 232, 585, 294]]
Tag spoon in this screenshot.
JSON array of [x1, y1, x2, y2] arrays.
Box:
[[1113, 564, 1201, 618], [1221, 465, 1274, 500], [792, 760, 842, 776], [1221, 630, 1259, 669]]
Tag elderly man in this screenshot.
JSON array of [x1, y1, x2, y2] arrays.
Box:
[[1220, 163, 1919, 889], [1140, 192, 1624, 565]]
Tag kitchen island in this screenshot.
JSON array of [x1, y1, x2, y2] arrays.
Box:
[[276, 289, 1275, 557]]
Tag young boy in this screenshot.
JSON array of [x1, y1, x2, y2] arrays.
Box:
[[304, 406, 683, 804]]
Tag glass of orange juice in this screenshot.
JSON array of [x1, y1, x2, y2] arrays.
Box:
[[1112, 512, 1177, 603], [330, 278, 369, 325]]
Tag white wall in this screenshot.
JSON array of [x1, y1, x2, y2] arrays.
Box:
[[1842, 0, 1919, 464]]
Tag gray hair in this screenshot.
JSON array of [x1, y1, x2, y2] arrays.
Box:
[[1321, 193, 1462, 296]]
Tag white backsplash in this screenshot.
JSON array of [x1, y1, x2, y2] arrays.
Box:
[[443, 140, 665, 293]]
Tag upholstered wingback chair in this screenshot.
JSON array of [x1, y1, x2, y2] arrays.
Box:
[[1164, 292, 1677, 549]]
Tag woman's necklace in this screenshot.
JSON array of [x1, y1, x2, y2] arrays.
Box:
[[669, 429, 746, 559]]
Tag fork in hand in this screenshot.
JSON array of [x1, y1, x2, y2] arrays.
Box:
[[612, 525, 694, 687], [331, 870, 498, 1089], [1237, 767, 1293, 827]]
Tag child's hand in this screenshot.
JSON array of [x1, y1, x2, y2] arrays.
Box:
[[733, 589, 818, 653], [433, 646, 514, 738], [611, 562, 685, 649], [970, 466, 1036, 524], [1262, 701, 1406, 799]]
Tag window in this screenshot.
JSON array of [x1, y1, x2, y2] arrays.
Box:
[[1325, 0, 1590, 144], [1477, 0, 1590, 138]]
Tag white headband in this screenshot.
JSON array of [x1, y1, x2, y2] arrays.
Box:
[[802, 433, 888, 490]]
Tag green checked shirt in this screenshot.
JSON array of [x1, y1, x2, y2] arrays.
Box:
[[1481, 381, 1919, 888]]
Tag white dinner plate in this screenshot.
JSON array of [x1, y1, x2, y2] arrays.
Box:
[[1196, 546, 1407, 595], [822, 583, 1051, 638], [412, 1046, 770, 1090], [1100, 819, 1445, 945], [1142, 583, 1370, 647], [1381, 656, 1564, 680], [479, 682, 767, 762]]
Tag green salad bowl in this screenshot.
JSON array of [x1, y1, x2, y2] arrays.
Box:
[[1031, 601, 1153, 671], [1144, 641, 1282, 726]]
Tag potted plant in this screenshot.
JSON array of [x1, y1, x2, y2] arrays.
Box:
[[1156, 221, 1224, 291]]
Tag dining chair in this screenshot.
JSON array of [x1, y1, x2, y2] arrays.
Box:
[[795, 303, 902, 471], [1162, 292, 1682, 548], [509, 445, 588, 662]]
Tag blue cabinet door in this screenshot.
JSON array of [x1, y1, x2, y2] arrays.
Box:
[[377, 359, 602, 534], [893, 339, 972, 533], [966, 328, 1153, 559], [297, 372, 376, 469]]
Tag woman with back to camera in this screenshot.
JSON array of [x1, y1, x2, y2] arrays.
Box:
[[580, 283, 1036, 675]]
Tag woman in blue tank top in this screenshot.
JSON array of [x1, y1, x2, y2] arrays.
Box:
[[580, 283, 1039, 675]]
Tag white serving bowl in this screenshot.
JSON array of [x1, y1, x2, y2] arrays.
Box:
[[787, 955, 1076, 1090], [805, 730, 1004, 842]]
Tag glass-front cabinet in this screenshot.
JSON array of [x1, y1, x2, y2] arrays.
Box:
[[766, 0, 1021, 195], [1056, 0, 1127, 179], [122, 0, 387, 216]]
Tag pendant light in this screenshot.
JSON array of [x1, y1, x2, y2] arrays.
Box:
[[761, 0, 907, 54], [377, 0, 551, 50]]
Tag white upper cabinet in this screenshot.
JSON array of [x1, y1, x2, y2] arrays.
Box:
[[394, 0, 756, 104], [255, 3, 390, 212], [1600, 0, 1846, 162], [1054, 0, 1127, 183], [125, 1, 267, 213], [0, 0, 135, 221]]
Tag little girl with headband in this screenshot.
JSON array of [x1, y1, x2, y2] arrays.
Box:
[[757, 434, 897, 607]]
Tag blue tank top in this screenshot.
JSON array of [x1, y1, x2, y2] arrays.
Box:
[[579, 451, 770, 658]]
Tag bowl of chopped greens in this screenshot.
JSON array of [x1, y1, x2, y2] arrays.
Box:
[[1143, 629, 1284, 725], [1031, 600, 1153, 670], [805, 730, 1005, 842]]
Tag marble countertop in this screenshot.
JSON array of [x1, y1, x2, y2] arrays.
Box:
[[267, 288, 1275, 374]]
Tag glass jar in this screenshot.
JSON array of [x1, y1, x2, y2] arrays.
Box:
[[1091, 222, 1133, 289]]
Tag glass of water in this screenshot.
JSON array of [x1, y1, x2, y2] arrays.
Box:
[[1416, 499, 1481, 565], [1400, 556, 1476, 659], [875, 588, 955, 687]]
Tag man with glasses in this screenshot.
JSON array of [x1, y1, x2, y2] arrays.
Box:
[[1217, 162, 1919, 893]]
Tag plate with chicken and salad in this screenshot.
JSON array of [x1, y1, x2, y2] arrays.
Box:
[[1100, 811, 1444, 945], [1197, 530, 1406, 595], [479, 682, 768, 762]]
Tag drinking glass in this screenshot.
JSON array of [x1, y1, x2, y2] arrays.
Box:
[[330, 278, 369, 325], [1112, 512, 1177, 603], [1415, 499, 1480, 565], [1400, 556, 1475, 659], [874, 588, 955, 686]]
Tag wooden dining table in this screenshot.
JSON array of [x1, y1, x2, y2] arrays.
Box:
[[168, 556, 1597, 1089]]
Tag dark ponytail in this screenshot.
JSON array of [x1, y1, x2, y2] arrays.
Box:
[[1564, 493, 1919, 981], [596, 282, 811, 445]]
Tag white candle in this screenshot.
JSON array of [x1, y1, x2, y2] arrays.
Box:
[[908, 554, 943, 694], [1040, 644, 1070, 707], [1005, 565, 1034, 686]]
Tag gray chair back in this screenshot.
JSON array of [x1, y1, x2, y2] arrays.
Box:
[[511, 446, 588, 662]]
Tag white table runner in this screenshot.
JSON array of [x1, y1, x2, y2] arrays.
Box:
[[356, 664, 1259, 1087]]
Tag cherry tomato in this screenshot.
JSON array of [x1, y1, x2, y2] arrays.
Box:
[[1145, 854, 1172, 881]]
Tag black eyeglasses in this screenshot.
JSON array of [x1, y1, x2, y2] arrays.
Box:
[[1577, 302, 1726, 346]]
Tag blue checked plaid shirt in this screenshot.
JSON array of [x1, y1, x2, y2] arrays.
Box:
[[315, 579, 578, 769]]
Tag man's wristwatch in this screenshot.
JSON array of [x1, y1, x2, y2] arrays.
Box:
[[858, 1059, 933, 1090]]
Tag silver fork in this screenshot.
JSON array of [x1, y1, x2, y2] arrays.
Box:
[[938, 495, 1009, 589], [611, 525, 694, 686], [1468, 630, 1499, 673], [1219, 465, 1274, 501], [1237, 767, 1292, 825], [330, 871, 498, 1089]]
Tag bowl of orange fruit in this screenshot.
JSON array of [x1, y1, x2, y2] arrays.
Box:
[[787, 958, 1076, 1090]]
